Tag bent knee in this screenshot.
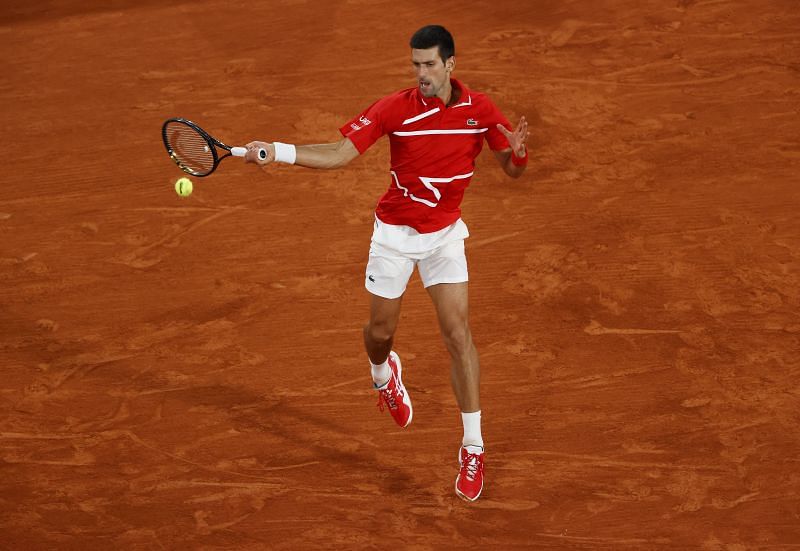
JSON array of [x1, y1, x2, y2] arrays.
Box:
[[364, 322, 396, 345]]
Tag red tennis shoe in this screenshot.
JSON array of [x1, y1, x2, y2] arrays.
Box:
[[455, 445, 485, 501], [375, 351, 413, 428]]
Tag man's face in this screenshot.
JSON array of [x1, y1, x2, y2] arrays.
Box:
[[411, 46, 453, 98]]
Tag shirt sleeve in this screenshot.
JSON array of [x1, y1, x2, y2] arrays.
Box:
[[339, 97, 390, 154], [484, 100, 512, 151]]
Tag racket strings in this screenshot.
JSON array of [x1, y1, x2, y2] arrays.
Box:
[[165, 122, 215, 174]]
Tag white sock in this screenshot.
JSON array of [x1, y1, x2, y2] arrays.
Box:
[[461, 410, 483, 448], [370, 358, 391, 388]]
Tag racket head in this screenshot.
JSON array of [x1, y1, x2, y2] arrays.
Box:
[[162, 118, 222, 177]]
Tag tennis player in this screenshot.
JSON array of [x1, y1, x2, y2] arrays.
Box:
[[244, 24, 528, 502]]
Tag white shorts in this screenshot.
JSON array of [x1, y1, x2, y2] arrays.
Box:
[[365, 217, 469, 299]]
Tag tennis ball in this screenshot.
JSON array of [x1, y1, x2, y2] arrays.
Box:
[[175, 177, 193, 197]]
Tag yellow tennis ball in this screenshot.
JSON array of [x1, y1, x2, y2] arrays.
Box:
[[175, 177, 193, 197]]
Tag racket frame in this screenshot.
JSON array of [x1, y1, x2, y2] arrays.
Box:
[[162, 117, 236, 177]]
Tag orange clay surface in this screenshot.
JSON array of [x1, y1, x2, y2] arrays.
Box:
[[2, 1, 799, 549]]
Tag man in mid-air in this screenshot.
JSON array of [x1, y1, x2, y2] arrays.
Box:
[[245, 24, 529, 502]]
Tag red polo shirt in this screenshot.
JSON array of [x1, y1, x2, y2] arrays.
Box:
[[340, 79, 512, 233]]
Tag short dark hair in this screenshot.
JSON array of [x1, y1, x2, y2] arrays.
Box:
[[410, 25, 455, 63]]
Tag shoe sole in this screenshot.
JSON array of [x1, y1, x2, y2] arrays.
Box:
[[390, 351, 413, 428], [455, 480, 482, 502]]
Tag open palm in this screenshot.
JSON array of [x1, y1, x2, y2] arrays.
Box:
[[497, 116, 529, 157]]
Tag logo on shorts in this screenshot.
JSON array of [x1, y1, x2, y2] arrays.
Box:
[[467, 118, 478, 126], [368, 275, 375, 283]]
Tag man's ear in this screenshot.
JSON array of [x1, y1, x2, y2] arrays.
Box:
[[446, 56, 456, 72]]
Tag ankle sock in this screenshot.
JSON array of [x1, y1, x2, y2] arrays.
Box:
[[370, 358, 391, 388], [461, 410, 483, 448]]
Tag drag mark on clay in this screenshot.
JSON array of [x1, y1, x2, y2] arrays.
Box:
[[0, 431, 90, 440], [469, 231, 523, 249], [135, 207, 243, 254], [545, 65, 784, 88], [46, 353, 138, 391], [118, 206, 244, 268], [539, 364, 675, 389], [2, 456, 95, 466], [477, 499, 540, 511], [584, 320, 682, 335], [326, 376, 372, 390], [157, 480, 283, 490], [505, 450, 729, 473], [194, 510, 254, 535], [105, 429, 312, 480], [535, 533, 668, 546]]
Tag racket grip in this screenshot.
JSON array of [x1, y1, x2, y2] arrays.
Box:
[[231, 147, 268, 160]]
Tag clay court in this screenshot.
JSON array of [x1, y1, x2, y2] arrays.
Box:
[[2, 0, 799, 548]]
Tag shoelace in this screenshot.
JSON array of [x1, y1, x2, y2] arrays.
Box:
[[377, 384, 398, 412], [462, 453, 483, 482]]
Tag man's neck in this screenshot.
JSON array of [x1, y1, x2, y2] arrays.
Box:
[[438, 79, 460, 106]]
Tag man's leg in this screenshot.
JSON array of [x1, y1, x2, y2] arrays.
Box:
[[364, 292, 413, 428], [426, 281, 485, 501], [426, 282, 480, 415], [363, 293, 403, 371], [363, 237, 415, 427]]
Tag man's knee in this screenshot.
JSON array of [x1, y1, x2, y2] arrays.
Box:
[[364, 321, 395, 345], [442, 323, 471, 353]]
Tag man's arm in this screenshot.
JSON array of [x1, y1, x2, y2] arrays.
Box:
[[493, 148, 526, 179], [493, 116, 530, 179], [243, 137, 360, 169]]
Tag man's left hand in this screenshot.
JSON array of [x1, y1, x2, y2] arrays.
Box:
[[497, 116, 529, 157]]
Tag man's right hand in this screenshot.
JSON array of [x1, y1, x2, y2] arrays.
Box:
[[241, 137, 359, 170], [244, 141, 275, 165]]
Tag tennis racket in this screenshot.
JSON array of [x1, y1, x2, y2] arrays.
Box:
[[162, 117, 266, 177]]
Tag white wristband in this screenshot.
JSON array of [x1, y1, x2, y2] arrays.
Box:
[[273, 142, 297, 164]]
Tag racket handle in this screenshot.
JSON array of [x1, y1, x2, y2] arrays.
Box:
[[231, 147, 268, 160]]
